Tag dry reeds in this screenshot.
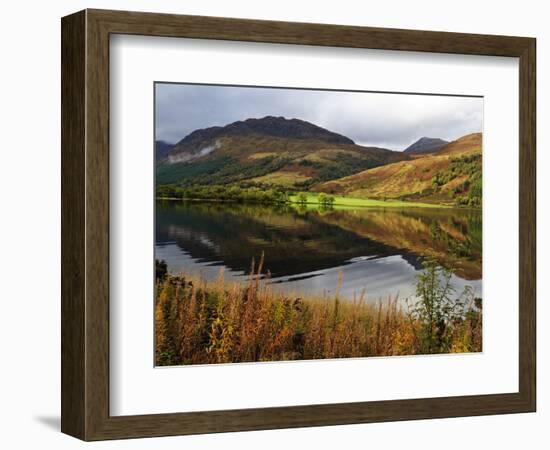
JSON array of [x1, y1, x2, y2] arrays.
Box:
[[155, 259, 481, 366]]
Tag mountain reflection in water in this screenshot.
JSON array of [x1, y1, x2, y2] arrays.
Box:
[[155, 201, 482, 302]]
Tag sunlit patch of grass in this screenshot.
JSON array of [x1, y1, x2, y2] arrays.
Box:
[[250, 171, 311, 187], [248, 152, 279, 160], [289, 192, 445, 209]]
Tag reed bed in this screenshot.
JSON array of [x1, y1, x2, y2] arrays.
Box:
[[155, 257, 481, 366]]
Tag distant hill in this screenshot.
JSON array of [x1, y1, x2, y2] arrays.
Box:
[[404, 137, 449, 154], [155, 140, 174, 161], [156, 116, 409, 188], [315, 133, 482, 206]]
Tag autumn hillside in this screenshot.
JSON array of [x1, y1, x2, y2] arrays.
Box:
[[314, 133, 482, 206], [156, 116, 409, 188]]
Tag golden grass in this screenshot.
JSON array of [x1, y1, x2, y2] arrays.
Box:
[[316, 133, 482, 203], [155, 257, 482, 366], [250, 170, 311, 187], [247, 152, 279, 160]]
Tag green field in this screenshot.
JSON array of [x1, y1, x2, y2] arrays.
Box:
[[289, 193, 447, 209]]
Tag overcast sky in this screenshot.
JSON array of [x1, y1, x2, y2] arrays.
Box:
[[155, 83, 483, 151]]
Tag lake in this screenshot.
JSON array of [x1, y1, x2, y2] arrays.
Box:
[[155, 201, 482, 303]]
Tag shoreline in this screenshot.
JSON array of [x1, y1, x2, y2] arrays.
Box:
[[155, 266, 482, 366], [154, 196, 474, 210]]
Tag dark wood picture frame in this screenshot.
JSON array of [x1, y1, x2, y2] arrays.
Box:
[[61, 9, 536, 441]]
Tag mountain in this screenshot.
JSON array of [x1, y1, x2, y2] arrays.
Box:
[[156, 116, 409, 188], [404, 137, 449, 154], [155, 140, 174, 161], [315, 133, 482, 206], [165, 116, 354, 164]]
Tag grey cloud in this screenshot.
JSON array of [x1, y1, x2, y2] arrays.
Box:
[[155, 83, 482, 151]]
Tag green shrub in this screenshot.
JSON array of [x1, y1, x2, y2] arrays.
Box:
[[408, 258, 479, 353]]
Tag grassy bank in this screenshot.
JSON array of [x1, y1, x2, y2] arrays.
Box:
[[155, 258, 481, 366], [156, 184, 451, 209], [288, 193, 447, 209], [155, 195, 442, 209]]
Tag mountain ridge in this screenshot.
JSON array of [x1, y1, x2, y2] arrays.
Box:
[[156, 116, 409, 188], [166, 116, 355, 164]]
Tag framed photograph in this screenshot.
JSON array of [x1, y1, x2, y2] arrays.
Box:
[[61, 9, 536, 440]]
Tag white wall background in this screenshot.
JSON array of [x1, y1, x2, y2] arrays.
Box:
[[0, 0, 546, 448]]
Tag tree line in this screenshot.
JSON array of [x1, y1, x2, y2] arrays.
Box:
[[156, 184, 337, 208], [156, 184, 291, 204]]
